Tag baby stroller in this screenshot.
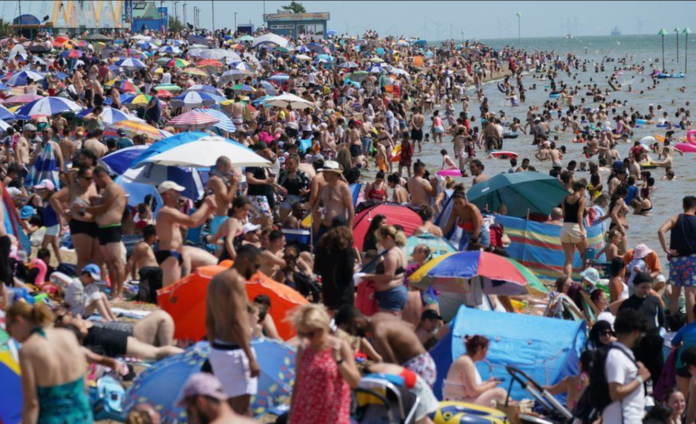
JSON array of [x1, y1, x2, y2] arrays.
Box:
[[352, 374, 419, 424]]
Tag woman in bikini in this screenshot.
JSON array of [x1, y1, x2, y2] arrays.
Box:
[[443, 192, 489, 249], [360, 226, 409, 317], [364, 171, 388, 203], [211, 196, 251, 263], [50, 166, 100, 272], [387, 174, 410, 205]]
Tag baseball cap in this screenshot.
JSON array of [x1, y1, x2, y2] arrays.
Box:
[[579, 267, 600, 286], [176, 373, 228, 407], [35, 179, 56, 191], [421, 309, 442, 321], [242, 223, 261, 234], [20, 206, 36, 220], [23, 123, 37, 132], [82, 264, 102, 281], [158, 181, 186, 194], [633, 271, 653, 287]]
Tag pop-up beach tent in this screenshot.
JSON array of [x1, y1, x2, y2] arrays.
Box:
[[430, 306, 587, 401], [2, 184, 30, 254]]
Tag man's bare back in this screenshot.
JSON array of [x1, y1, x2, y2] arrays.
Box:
[[370, 313, 426, 364]]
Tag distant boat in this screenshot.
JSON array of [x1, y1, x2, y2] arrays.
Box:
[[565, 34, 574, 39], [611, 26, 622, 36]]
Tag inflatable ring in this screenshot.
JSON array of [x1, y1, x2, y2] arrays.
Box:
[[489, 151, 519, 159], [639, 162, 658, 170], [431, 401, 507, 424], [635, 119, 647, 125], [549, 92, 561, 99], [687, 129, 696, 145], [675, 143, 696, 153], [502, 132, 519, 139], [497, 82, 508, 94], [437, 169, 462, 177]]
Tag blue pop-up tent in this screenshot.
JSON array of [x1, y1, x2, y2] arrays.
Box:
[[430, 307, 586, 401]]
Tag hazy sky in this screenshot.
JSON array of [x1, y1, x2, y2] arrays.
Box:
[[3, 1, 695, 40]]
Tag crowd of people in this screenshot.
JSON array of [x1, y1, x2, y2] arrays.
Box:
[[0, 15, 695, 424]]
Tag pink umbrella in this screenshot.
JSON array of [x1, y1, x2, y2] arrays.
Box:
[[167, 111, 219, 129], [3, 94, 44, 105]]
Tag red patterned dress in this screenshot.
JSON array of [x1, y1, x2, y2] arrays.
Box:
[[289, 346, 351, 424]]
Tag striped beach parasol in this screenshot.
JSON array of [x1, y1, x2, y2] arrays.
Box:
[[16, 96, 82, 116], [167, 111, 219, 129], [193, 108, 236, 133]]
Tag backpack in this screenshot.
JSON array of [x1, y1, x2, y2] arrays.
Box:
[[90, 375, 125, 421], [573, 344, 638, 424]]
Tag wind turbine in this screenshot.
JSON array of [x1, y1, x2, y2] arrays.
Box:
[[636, 17, 649, 35], [557, 17, 566, 37], [431, 20, 447, 41], [496, 17, 503, 39]]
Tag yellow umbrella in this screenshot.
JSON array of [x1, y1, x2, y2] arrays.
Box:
[[110, 121, 170, 140], [154, 68, 164, 74], [183, 68, 208, 77]]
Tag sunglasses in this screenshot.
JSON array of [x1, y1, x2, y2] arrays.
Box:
[[600, 330, 614, 337], [80, 175, 92, 180]]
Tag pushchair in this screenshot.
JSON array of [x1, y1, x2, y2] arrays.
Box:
[[352, 375, 420, 424]]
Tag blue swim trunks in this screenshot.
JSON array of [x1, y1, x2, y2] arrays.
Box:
[[669, 254, 696, 288]]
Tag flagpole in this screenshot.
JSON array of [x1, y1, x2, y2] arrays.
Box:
[[684, 27, 692, 74], [516, 12, 521, 48]]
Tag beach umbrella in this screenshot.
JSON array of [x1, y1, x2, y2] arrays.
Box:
[[131, 34, 151, 41], [396, 39, 410, 47], [182, 67, 208, 77], [369, 64, 386, 74], [158, 266, 306, 342], [352, 204, 421, 249], [119, 58, 148, 69], [340, 61, 360, 69], [109, 121, 172, 141], [231, 84, 255, 93], [466, 171, 569, 219], [233, 61, 256, 72], [252, 33, 290, 49], [168, 111, 219, 129], [409, 250, 548, 296], [659, 28, 668, 72], [264, 93, 317, 110], [405, 233, 457, 260], [156, 57, 172, 65], [0, 331, 21, 424], [16, 97, 82, 117], [267, 73, 289, 82], [121, 93, 152, 107], [186, 85, 224, 95], [76, 106, 144, 124], [61, 49, 83, 59], [295, 54, 311, 61], [107, 79, 140, 93], [164, 58, 190, 68], [0, 105, 16, 121], [237, 35, 254, 42], [170, 91, 224, 108], [158, 45, 182, 55], [0, 119, 10, 133], [259, 81, 277, 96], [0, 83, 10, 92], [348, 70, 369, 81], [137, 134, 271, 168], [83, 33, 112, 41], [8, 44, 26, 61], [193, 108, 236, 133], [197, 59, 223, 68], [684, 27, 692, 73], [2, 94, 44, 105], [219, 69, 251, 83], [124, 339, 296, 423], [200, 49, 241, 62], [156, 90, 174, 99], [391, 67, 410, 77], [6, 70, 45, 87], [154, 83, 183, 92]]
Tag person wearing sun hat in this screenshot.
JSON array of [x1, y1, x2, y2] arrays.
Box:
[[314, 160, 354, 240], [623, 243, 662, 282]]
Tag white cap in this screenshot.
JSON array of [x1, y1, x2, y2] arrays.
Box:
[[158, 181, 185, 194], [242, 223, 261, 234]]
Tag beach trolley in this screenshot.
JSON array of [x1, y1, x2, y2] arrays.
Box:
[[352, 375, 419, 424]]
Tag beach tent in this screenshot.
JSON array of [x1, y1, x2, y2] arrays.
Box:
[[496, 215, 605, 281], [2, 183, 31, 254], [158, 266, 307, 342], [430, 307, 587, 401], [352, 204, 421, 249], [0, 330, 21, 424]]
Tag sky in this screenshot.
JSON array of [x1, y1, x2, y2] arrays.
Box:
[[2, 1, 696, 40]]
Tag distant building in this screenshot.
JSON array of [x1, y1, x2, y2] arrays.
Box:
[[263, 12, 330, 40], [50, 0, 124, 33], [130, 1, 168, 33]]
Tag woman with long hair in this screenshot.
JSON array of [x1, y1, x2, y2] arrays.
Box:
[[288, 304, 360, 424], [361, 226, 409, 316], [362, 214, 387, 253], [442, 335, 507, 407], [560, 179, 588, 280], [6, 303, 93, 424], [211, 196, 251, 263], [315, 225, 358, 312]]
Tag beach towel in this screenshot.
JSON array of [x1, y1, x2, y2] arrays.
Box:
[[355, 280, 378, 317], [25, 142, 60, 190]]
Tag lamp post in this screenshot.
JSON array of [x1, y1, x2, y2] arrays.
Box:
[[234, 12, 238, 33], [685, 27, 692, 73], [516, 12, 522, 48], [658, 28, 667, 72], [675, 26, 681, 63], [211, 0, 215, 32]]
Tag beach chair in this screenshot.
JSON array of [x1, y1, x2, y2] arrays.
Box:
[[578, 290, 602, 325], [352, 375, 419, 424], [544, 293, 585, 322]]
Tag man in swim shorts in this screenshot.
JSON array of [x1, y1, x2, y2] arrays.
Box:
[[207, 156, 239, 238], [79, 166, 127, 300], [156, 181, 217, 287]]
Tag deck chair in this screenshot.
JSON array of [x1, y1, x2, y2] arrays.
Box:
[[544, 293, 586, 322], [352, 376, 419, 424], [578, 290, 602, 325]]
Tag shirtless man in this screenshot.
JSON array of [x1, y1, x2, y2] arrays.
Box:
[[156, 181, 216, 287], [313, 161, 354, 237], [230, 98, 245, 128], [78, 166, 126, 300], [469, 159, 489, 185], [259, 229, 286, 278], [549, 142, 563, 168], [60, 129, 78, 171], [347, 120, 362, 158], [16, 124, 34, 180], [206, 244, 261, 416], [338, 306, 438, 388], [31, 127, 64, 177], [407, 161, 439, 208], [126, 224, 161, 301], [206, 156, 239, 238], [410, 107, 425, 153], [82, 129, 108, 159]]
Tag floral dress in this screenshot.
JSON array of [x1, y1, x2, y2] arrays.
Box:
[[289, 347, 351, 424]]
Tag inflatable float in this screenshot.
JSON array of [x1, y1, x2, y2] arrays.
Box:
[[639, 161, 658, 169], [549, 92, 561, 99], [657, 73, 685, 79], [674, 129, 696, 153], [390, 143, 402, 163], [437, 168, 462, 177], [635, 119, 647, 125], [497, 82, 508, 94], [489, 151, 519, 159], [502, 132, 519, 139], [431, 402, 507, 424]]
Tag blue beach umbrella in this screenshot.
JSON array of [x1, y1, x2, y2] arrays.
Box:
[[123, 340, 296, 423], [193, 108, 237, 133], [6, 70, 45, 87], [267, 73, 289, 82], [185, 85, 224, 95], [170, 91, 224, 108], [77, 106, 143, 125], [119, 58, 148, 69], [260, 81, 277, 96], [0, 105, 16, 121], [0, 330, 21, 424], [16, 96, 82, 116]]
